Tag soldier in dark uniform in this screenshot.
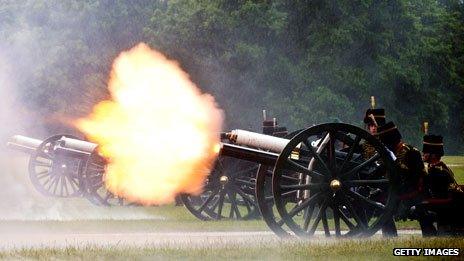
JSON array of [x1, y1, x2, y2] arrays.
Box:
[[361, 104, 397, 236], [362, 108, 386, 158], [377, 122, 426, 197], [363, 97, 385, 133], [376, 122, 427, 224], [417, 134, 463, 236], [423, 135, 459, 198]]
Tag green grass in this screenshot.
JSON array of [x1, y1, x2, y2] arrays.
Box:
[[0, 218, 267, 234], [0, 204, 268, 233], [442, 156, 464, 166], [443, 156, 464, 184], [0, 208, 420, 233], [452, 167, 464, 184], [1, 236, 463, 260]]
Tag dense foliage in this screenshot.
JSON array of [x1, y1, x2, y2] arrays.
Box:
[[1, 0, 463, 153]]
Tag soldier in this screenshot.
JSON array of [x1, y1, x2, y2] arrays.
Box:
[[364, 108, 385, 131], [422, 134, 460, 199], [376, 122, 427, 223], [361, 100, 397, 236], [364, 112, 398, 236], [363, 97, 385, 131], [362, 107, 386, 157], [418, 134, 463, 235], [361, 96, 386, 158], [376, 121, 426, 196]]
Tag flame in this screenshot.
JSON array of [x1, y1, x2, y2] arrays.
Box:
[[76, 43, 223, 205]]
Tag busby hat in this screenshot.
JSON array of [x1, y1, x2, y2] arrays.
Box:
[[364, 108, 386, 126], [376, 121, 402, 148], [422, 134, 444, 156]]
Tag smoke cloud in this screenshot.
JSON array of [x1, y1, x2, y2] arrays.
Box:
[[0, 2, 162, 220]]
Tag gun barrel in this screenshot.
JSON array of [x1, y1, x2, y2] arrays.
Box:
[[226, 129, 289, 153], [11, 135, 42, 148], [6, 142, 38, 154], [6, 135, 43, 154], [12, 135, 42, 148], [220, 143, 278, 166], [60, 137, 98, 153], [54, 146, 92, 158]]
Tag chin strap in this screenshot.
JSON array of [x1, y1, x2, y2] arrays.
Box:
[[368, 114, 378, 127]]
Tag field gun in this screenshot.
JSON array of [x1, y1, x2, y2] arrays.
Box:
[[200, 122, 399, 238], [7, 134, 87, 198], [6, 134, 125, 206]]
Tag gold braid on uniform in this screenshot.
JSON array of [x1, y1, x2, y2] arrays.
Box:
[[438, 162, 463, 193], [396, 144, 426, 182], [449, 183, 463, 193], [396, 144, 410, 170], [361, 142, 376, 159]]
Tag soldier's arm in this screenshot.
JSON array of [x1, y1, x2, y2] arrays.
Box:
[[443, 164, 463, 192], [407, 148, 426, 175]]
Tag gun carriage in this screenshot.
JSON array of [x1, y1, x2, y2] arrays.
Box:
[[180, 113, 289, 221], [6, 134, 128, 206], [181, 110, 398, 237], [217, 122, 398, 237]]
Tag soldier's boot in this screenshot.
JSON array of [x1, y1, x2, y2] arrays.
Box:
[[419, 218, 437, 237], [412, 205, 437, 237], [382, 219, 398, 237]]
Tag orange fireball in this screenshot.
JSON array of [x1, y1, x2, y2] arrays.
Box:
[[76, 43, 223, 205]]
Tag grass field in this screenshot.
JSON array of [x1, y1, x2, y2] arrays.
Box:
[[445, 156, 464, 184], [1, 236, 463, 260], [0, 155, 462, 259], [441, 156, 464, 165]]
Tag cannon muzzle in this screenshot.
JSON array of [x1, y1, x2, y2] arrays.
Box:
[[6, 135, 43, 154], [220, 132, 228, 140], [6, 134, 99, 158], [51, 137, 99, 159], [223, 129, 290, 153]]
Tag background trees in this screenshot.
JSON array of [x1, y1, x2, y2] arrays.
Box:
[[1, 0, 463, 153]]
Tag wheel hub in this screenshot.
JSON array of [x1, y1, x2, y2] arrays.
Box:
[[330, 179, 341, 191], [219, 175, 229, 186]]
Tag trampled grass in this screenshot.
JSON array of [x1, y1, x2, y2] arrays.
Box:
[[1, 236, 463, 260]]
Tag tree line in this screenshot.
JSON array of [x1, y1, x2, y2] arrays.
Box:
[[1, 0, 463, 153]]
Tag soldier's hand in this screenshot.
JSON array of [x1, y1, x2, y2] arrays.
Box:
[[420, 200, 430, 205], [386, 148, 397, 161]]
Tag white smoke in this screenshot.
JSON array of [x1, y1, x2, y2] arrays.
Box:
[[0, 6, 162, 221]]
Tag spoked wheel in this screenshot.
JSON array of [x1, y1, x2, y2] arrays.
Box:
[[272, 123, 398, 238], [181, 156, 260, 220], [79, 152, 136, 206], [28, 134, 82, 197], [255, 130, 302, 237]]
